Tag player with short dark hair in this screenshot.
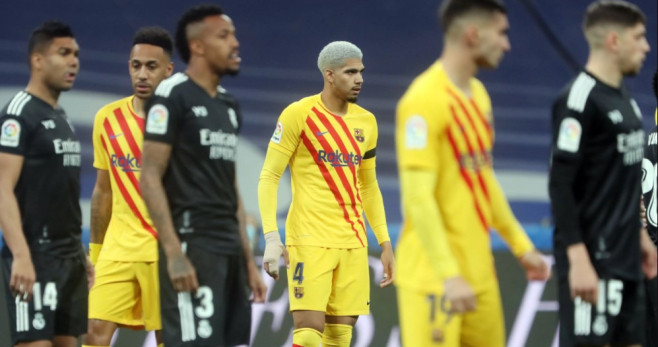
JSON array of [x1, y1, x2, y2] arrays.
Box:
[[259, 40, 395, 347], [82, 26, 174, 347], [549, 1, 657, 346], [0, 20, 89, 347], [140, 4, 266, 347], [394, 0, 550, 345]]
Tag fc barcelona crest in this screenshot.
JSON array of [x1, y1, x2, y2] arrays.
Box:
[[294, 286, 304, 299], [354, 128, 365, 142]]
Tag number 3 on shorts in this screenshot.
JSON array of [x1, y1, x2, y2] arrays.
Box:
[[293, 262, 304, 285]]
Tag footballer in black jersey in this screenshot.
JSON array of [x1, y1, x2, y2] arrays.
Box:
[[0, 21, 87, 346], [548, 2, 656, 346], [144, 72, 242, 254], [140, 5, 265, 347]]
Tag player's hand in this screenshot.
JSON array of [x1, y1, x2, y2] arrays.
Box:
[[379, 241, 395, 288], [10, 254, 35, 301], [263, 231, 288, 280], [640, 228, 658, 279], [567, 243, 598, 304], [167, 253, 198, 292], [247, 261, 267, 303], [443, 276, 476, 313], [519, 250, 551, 281], [85, 254, 95, 290]]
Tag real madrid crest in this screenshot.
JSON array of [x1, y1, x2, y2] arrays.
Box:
[[354, 128, 364, 142]]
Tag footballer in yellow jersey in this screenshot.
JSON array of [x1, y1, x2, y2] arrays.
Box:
[[259, 41, 394, 347], [395, 1, 550, 346], [83, 28, 173, 347]]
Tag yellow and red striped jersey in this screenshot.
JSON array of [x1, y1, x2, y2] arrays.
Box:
[[267, 94, 379, 249], [92, 96, 157, 262], [395, 62, 533, 293]]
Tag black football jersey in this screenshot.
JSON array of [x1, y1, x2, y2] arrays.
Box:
[[0, 91, 82, 258], [550, 71, 645, 280], [144, 73, 242, 255]]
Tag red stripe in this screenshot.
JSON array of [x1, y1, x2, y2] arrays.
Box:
[[311, 107, 362, 205], [317, 104, 362, 157], [446, 89, 489, 157], [103, 120, 141, 191], [113, 108, 142, 159], [100, 136, 157, 238], [300, 131, 365, 247], [445, 129, 489, 233], [448, 105, 490, 201], [127, 97, 145, 131], [469, 98, 493, 139], [306, 116, 367, 235]]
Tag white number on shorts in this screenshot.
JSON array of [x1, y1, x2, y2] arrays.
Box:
[[606, 279, 623, 316], [32, 282, 57, 311], [195, 286, 214, 319]]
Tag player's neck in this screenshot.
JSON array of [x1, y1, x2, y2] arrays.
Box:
[[131, 96, 146, 118], [585, 52, 623, 88], [25, 78, 60, 108], [186, 63, 220, 97], [440, 47, 477, 95], [320, 89, 348, 116]]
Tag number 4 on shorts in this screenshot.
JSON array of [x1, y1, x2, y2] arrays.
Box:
[[293, 262, 304, 285]]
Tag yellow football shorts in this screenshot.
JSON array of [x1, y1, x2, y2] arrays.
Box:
[[287, 246, 370, 316], [397, 282, 505, 347], [89, 260, 161, 330]]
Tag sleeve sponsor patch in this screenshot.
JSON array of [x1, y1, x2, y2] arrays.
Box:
[[556, 117, 582, 153], [405, 115, 428, 149], [0, 119, 21, 147], [271, 122, 283, 144], [146, 104, 169, 135]]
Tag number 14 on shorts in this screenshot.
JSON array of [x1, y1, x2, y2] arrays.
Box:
[[574, 279, 623, 336]]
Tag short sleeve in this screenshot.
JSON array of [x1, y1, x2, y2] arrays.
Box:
[[144, 94, 184, 144], [92, 108, 108, 170], [268, 102, 303, 156], [0, 115, 29, 156]]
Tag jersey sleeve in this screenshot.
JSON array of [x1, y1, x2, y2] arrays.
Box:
[[144, 93, 185, 144], [268, 102, 303, 156], [92, 107, 109, 170], [548, 95, 594, 246], [361, 114, 378, 170], [396, 92, 449, 171], [0, 114, 29, 156]]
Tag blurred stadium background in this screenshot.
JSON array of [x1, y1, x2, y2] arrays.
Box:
[[0, 0, 656, 346]]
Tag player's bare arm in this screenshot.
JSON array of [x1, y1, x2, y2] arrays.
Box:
[[640, 227, 657, 279], [0, 152, 35, 301], [89, 169, 112, 265], [566, 243, 599, 304], [140, 140, 198, 292], [235, 180, 267, 302], [379, 241, 395, 287], [519, 250, 551, 281]]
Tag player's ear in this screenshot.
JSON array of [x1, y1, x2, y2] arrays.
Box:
[[464, 25, 480, 47], [30, 53, 43, 72], [189, 39, 204, 58], [166, 61, 174, 77], [324, 69, 334, 84], [603, 28, 620, 52]]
